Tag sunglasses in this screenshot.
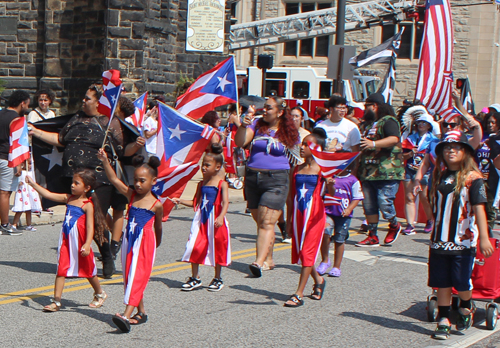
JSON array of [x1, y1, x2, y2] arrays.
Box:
[[364, 103, 375, 107], [443, 122, 458, 128], [443, 144, 464, 151]]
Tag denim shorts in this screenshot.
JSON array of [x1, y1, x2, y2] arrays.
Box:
[[244, 168, 289, 210], [404, 169, 429, 186], [428, 251, 475, 292], [361, 180, 400, 220], [324, 215, 351, 243]]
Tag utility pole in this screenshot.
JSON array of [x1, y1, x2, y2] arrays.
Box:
[[334, 0, 346, 94]]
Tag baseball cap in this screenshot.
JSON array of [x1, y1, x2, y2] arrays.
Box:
[[365, 92, 385, 105]]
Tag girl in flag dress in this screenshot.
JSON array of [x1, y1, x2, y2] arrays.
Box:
[[173, 144, 231, 292], [284, 129, 333, 307], [12, 159, 42, 231], [26, 169, 108, 312], [97, 149, 163, 333]]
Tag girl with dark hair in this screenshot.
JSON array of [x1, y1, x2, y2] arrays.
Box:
[[26, 169, 108, 312], [235, 96, 300, 277], [27, 88, 56, 124], [428, 131, 494, 340], [174, 143, 231, 292], [97, 149, 163, 333]]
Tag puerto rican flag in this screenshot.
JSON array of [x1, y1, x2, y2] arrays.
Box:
[[57, 205, 97, 278], [290, 173, 325, 266], [441, 106, 463, 123], [309, 143, 359, 178], [97, 69, 122, 121], [323, 194, 342, 206], [8, 117, 30, 167], [414, 0, 454, 118], [122, 206, 157, 307], [176, 57, 238, 119], [153, 103, 214, 220], [182, 181, 231, 267], [131, 92, 148, 129]]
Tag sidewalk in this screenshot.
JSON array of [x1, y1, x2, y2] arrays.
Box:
[[9, 172, 245, 226]]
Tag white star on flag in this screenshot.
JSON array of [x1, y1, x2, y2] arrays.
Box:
[[129, 217, 137, 233], [42, 146, 63, 171], [111, 94, 117, 103], [152, 186, 160, 193], [299, 184, 308, 200], [445, 176, 454, 185], [168, 124, 186, 140], [65, 212, 72, 226], [201, 194, 209, 211], [217, 74, 232, 92]]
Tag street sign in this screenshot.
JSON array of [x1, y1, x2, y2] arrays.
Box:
[[327, 45, 356, 80]]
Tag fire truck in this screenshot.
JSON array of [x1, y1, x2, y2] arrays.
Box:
[[242, 66, 380, 118]]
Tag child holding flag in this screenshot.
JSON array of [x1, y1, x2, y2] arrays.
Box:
[[174, 144, 231, 292]]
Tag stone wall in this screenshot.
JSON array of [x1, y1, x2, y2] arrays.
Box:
[[0, 0, 228, 114]]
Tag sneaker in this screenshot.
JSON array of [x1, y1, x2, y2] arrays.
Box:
[[316, 260, 331, 275], [181, 277, 202, 291], [328, 267, 341, 277], [0, 224, 22, 236], [25, 225, 37, 232], [207, 278, 224, 292], [355, 235, 380, 247], [424, 220, 434, 234], [403, 224, 416, 235], [456, 307, 474, 332], [384, 222, 402, 245], [432, 318, 451, 340]]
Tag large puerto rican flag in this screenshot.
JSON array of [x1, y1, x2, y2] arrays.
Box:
[[97, 69, 122, 121], [414, 0, 455, 119], [8, 117, 30, 167], [153, 103, 214, 220], [176, 56, 238, 119], [309, 143, 359, 178]]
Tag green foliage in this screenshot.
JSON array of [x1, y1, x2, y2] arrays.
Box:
[[166, 72, 195, 102]]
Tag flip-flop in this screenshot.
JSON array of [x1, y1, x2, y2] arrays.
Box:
[[130, 312, 148, 325], [262, 261, 275, 271], [311, 278, 326, 300], [112, 314, 131, 333], [249, 263, 262, 277], [284, 294, 304, 308]]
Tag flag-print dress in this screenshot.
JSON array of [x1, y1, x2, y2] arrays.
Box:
[[290, 171, 326, 267], [57, 200, 97, 278], [182, 181, 231, 267], [122, 193, 159, 307]]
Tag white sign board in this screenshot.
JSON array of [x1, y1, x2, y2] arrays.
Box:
[[186, 0, 225, 53]]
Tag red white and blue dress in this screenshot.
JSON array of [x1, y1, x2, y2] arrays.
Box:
[[57, 200, 97, 278], [122, 193, 159, 307], [290, 171, 326, 267], [182, 181, 231, 267]]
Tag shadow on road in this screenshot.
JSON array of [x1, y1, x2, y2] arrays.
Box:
[[229, 284, 289, 304], [0, 261, 56, 274], [340, 311, 430, 335], [151, 276, 185, 289], [230, 233, 255, 243]]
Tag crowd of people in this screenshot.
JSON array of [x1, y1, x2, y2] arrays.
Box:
[[1, 85, 500, 338]]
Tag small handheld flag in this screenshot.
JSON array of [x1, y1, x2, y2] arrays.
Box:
[[309, 142, 359, 178]]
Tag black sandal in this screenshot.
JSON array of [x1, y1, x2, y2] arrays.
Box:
[[249, 263, 262, 278], [130, 312, 148, 325], [112, 314, 131, 333], [284, 294, 304, 307], [311, 278, 326, 300]]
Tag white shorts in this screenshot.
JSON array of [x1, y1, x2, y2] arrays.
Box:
[[0, 159, 17, 192]]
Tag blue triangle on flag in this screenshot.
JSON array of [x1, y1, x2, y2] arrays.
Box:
[[200, 58, 237, 100]]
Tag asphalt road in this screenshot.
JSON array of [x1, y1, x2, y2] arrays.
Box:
[[1, 202, 500, 348]]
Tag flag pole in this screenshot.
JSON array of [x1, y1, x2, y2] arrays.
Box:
[[101, 89, 121, 148]]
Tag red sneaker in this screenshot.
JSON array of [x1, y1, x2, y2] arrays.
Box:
[[384, 222, 402, 245], [355, 235, 380, 247]]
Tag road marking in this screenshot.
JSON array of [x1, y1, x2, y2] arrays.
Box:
[[424, 319, 500, 348], [0, 245, 291, 306], [342, 250, 428, 266]]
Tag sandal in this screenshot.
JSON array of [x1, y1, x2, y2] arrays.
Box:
[[89, 291, 107, 308], [43, 299, 61, 312], [249, 263, 262, 277], [112, 313, 131, 333], [311, 278, 326, 300], [262, 261, 275, 271], [130, 312, 148, 325], [284, 294, 304, 307]]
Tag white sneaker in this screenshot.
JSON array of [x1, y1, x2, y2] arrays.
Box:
[[25, 225, 37, 232], [1, 224, 22, 236]]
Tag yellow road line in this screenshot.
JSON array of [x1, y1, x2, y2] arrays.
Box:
[[0, 245, 291, 306]]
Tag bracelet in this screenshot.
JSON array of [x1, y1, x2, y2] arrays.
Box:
[[372, 141, 376, 149]]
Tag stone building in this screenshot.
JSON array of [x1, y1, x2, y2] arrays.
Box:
[[231, 0, 500, 108], [0, 0, 227, 113]]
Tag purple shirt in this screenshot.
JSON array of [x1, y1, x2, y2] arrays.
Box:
[[247, 118, 291, 170], [325, 174, 364, 217]]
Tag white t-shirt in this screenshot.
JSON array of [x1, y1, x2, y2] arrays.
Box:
[[27, 108, 56, 123], [143, 117, 158, 155], [315, 117, 361, 152]]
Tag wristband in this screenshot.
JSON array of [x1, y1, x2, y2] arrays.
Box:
[[372, 141, 376, 149]]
